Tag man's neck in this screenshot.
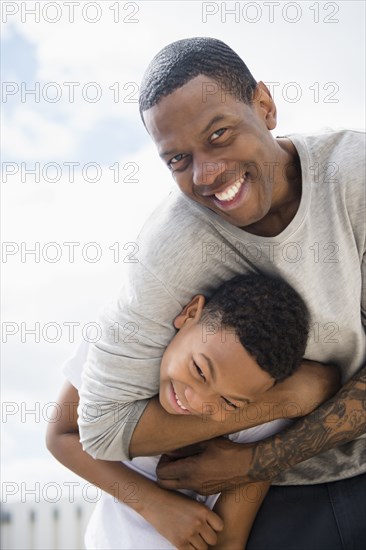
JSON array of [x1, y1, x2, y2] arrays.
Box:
[[243, 138, 302, 237]]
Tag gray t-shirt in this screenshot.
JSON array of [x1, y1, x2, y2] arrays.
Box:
[[78, 129, 366, 485]]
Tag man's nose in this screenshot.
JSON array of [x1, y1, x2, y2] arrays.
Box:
[[192, 155, 226, 189]]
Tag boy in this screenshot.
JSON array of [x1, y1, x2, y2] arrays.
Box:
[[47, 273, 338, 549]]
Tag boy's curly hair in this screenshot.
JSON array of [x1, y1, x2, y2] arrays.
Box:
[[201, 273, 310, 381]]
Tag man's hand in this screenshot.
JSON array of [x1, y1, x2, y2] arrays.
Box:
[[157, 438, 255, 494]]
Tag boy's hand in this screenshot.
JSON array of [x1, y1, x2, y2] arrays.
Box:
[[143, 486, 223, 549]]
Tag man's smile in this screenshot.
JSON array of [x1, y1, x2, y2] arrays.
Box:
[[214, 177, 244, 202], [207, 171, 251, 212]]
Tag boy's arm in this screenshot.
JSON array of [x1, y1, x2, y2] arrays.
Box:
[[46, 381, 223, 549], [46, 381, 154, 510], [212, 482, 270, 549]]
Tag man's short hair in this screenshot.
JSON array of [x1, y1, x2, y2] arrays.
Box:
[[139, 37, 257, 121], [201, 273, 310, 381]]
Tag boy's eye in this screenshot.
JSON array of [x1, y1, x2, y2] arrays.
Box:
[[210, 128, 227, 142], [221, 396, 238, 409], [194, 362, 206, 381]]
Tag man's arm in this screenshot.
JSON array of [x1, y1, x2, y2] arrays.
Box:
[[79, 268, 338, 463], [156, 364, 366, 493], [78, 246, 340, 462], [129, 360, 340, 457], [249, 363, 366, 481]]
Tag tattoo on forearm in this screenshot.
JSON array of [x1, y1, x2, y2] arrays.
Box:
[[248, 365, 366, 481]]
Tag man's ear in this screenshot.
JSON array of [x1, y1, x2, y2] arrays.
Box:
[[173, 295, 206, 330], [252, 81, 277, 130]]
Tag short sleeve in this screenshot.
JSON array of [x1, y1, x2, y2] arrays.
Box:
[[62, 339, 90, 390]]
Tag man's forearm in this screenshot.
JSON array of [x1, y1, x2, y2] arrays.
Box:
[[130, 396, 255, 458], [130, 361, 340, 457], [247, 364, 366, 482]]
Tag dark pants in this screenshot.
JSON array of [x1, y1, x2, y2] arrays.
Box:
[[246, 473, 366, 550]]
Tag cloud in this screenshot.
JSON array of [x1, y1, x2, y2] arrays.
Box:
[[2, 105, 76, 161], [1, 24, 38, 83]]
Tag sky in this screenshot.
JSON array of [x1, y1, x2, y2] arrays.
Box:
[[1, 0, 365, 505]]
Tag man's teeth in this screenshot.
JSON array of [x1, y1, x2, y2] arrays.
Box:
[[214, 177, 244, 202], [174, 392, 188, 411]]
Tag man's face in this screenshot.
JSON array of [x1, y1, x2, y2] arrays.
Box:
[[159, 296, 275, 421], [144, 75, 282, 230]]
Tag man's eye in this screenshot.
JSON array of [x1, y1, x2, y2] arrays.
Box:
[[168, 153, 186, 167], [194, 363, 206, 381], [221, 396, 238, 409], [210, 128, 227, 142]]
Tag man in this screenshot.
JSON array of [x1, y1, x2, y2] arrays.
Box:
[[78, 37, 366, 548]]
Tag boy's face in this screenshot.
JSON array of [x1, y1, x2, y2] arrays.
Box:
[[159, 295, 275, 421], [143, 75, 281, 232]]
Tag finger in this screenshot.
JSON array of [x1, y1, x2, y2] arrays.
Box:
[[199, 524, 219, 546], [167, 442, 207, 457], [157, 455, 197, 479], [157, 476, 224, 494], [156, 457, 179, 478], [198, 482, 222, 495], [190, 534, 208, 550], [158, 444, 205, 465], [157, 453, 175, 467], [207, 511, 224, 533], [156, 477, 182, 490]]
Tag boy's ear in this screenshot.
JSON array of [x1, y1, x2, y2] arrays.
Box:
[[173, 295, 206, 330]]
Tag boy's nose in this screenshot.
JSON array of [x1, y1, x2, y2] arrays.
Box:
[[184, 385, 215, 415]]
